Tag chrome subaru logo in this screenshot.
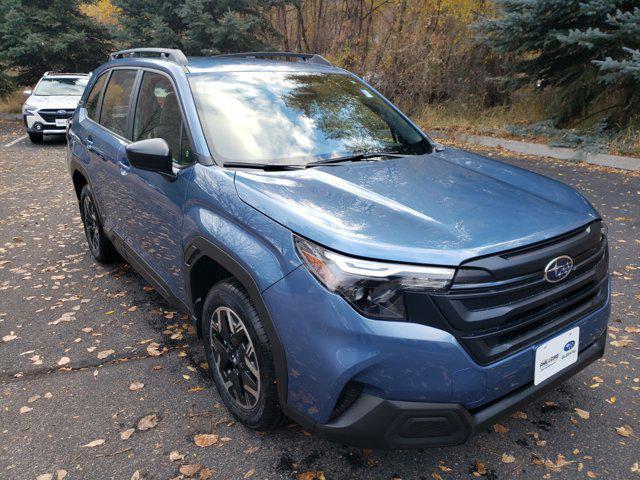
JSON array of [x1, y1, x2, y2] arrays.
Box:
[[57, 109, 66, 115], [544, 255, 573, 283], [564, 340, 576, 351]]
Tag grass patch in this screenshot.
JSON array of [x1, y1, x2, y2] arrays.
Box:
[[418, 89, 640, 158], [0, 90, 24, 114]]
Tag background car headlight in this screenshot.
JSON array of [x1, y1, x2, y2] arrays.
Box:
[[294, 236, 455, 320], [23, 104, 37, 114]]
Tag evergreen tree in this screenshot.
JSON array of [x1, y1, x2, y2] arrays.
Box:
[[112, 0, 286, 56], [479, 0, 640, 128], [0, 0, 113, 85]]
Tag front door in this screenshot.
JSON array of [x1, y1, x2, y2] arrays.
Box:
[[118, 70, 195, 305]]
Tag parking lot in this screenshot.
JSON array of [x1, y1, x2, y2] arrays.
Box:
[[0, 118, 638, 479]]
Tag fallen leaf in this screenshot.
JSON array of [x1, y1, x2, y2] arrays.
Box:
[[502, 453, 516, 464], [200, 468, 215, 480], [169, 450, 185, 461], [19, 406, 33, 414], [97, 349, 115, 359], [129, 381, 144, 391], [137, 413, 158, 431], [36, 475, 52, 480], [587, 471, 598, 478], [56, 470, 67, 480], [194, 433, 218, 447], [146, 342, 166, 357], [130, 471, 140, 480], [511, 411, 528, 419], [493, 423, 509, 434], [179, 464, 201, 476], [120, 428, 135, 440], [244, 469, 255, 478], [57, 356, 70, 366], [574, 408, 590, 420], [81, 439, 105, 448], [3, 332, 18, 342], [615, 425, 632, 437]]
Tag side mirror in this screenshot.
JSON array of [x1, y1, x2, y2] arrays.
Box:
[[125, 138, 174, 178], [23, 89, 32, 96]]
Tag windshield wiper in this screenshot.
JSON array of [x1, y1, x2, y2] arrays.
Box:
[[306, 152, 411, 167], [224, 162, 305, 171]]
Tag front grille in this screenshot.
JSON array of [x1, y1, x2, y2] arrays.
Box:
[[406, 221, 609, 365], [38, 109, 74, 123]]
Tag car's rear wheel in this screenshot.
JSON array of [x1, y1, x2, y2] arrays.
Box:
[[202, 279, 286, 430], [28, 132, 43, 143], [80, 185, 117, 263]]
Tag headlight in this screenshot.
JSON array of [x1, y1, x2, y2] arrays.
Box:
[[294, 236, 455, 320], [23, 104, 37, 114]]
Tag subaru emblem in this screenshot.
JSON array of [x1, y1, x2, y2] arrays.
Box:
[[57, 109, 66, 115], [564, 340, 576, 351], [544, 255, 573, 283]]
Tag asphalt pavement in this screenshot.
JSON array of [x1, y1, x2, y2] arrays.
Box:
[[0, 119, 638, 480]]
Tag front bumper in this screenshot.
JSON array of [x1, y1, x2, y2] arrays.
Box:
[[299, 330, 606, 449], [23, 113, 68, 135]]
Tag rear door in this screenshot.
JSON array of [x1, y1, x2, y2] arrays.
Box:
[[116, 70, 195, 305], [90, 69, 139, 237]]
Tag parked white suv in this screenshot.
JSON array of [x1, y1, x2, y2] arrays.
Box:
[[22, 72, 90, 143]]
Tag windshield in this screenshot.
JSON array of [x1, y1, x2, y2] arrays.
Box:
[[188, 71, 430, 165], [34, 77, 89, 96]]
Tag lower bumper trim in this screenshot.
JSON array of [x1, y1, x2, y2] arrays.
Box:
[[285, 330, 606, 449]]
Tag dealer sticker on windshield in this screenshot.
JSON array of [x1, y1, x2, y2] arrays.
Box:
[[534, 326, 580, 385]]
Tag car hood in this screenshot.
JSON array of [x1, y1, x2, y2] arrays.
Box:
[[234, 149, 599, 265], [25, 95, 81, 110]]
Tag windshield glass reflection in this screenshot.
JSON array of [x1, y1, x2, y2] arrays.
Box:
[[189, 71, 430, 165]]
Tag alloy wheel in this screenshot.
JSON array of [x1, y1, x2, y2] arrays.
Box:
[[209, 306, 261, 410], [83, 195, 100, 254]]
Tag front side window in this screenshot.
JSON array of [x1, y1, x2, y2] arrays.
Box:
[[188, 71, 430, 166], [100, 69, 137, 138], [132, 71, 192, 165], [85, 73, 108, 121], [34, 77, 89, 96]]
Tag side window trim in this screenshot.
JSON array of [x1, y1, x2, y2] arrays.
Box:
[[131, 68, 196, 167], [124, 70, 143, 141]]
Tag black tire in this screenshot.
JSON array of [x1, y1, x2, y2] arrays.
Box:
[[80, 184, 117, 263], [202, 278, 286, 430], [28, 132, 43, 143]]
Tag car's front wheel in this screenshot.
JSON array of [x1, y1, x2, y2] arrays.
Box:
[[202, 279, 286, 430], [80, 185, 117, 263], [28, 132, 43, 143]]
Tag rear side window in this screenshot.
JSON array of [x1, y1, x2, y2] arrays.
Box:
[[133, 71, 193, 165], [85, 73, 108, 121], [100, 70, 137, 138]]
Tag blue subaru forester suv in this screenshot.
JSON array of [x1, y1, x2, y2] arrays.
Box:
[[67, 48, 610, 449]]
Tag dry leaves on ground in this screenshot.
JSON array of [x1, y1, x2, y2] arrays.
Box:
[[81, 439, 105, 448], [501, 453, 516, 464], [615, 425, 633, 437], [129, 381, 144, 391], [194, 433, 219, 447], [120, 428, 135, 440], [574, 408, 590, 420], [137, 413, 158, 431], [97, 349, 115, 359]]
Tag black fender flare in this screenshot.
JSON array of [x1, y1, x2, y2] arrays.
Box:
[[183, 236, 289, 407]]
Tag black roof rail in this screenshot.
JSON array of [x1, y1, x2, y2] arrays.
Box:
[[109, 48, 188, 65], [215, 52, 332, 67]]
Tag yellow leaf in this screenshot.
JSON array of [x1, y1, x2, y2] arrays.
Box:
[[574, 408, 590, 420], [502, 453, 516, 464], [615, 425, 632, 437]]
